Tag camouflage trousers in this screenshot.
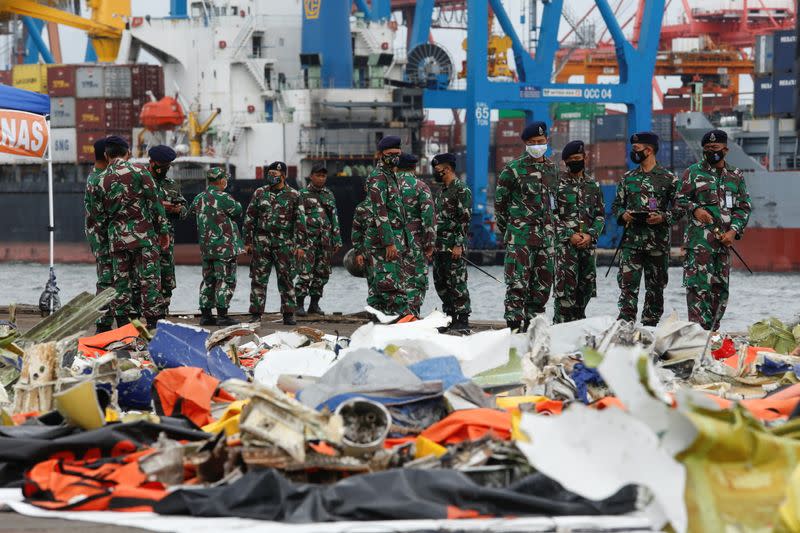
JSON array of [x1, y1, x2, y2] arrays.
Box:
[[554, 244, 597, 324], [95, 254, 115, 328], [617, 247, 669, 326], [160, 236, 177, 313], [366, 251, 409, 316], [295, 241, 332, 301], [403, 251, 429, 315], [684, 248, 730, 331], [199, 257, 237, 311], [433, 252, 470, 317], [249, 245, 296, 314], [503, 244, 554, 324], [110, 246, 163, 321]]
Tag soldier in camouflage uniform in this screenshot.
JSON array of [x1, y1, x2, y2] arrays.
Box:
[[494, 121, 558, 331], [188, 167, 243, 327], [148, 145, 186, 315], [431, 152, 472, 331], [676, 129, 751, 330], [84, 137, 114, 333], [244, 161, 307, 326], [363, 136, 410, 317], [92, 136, 169, 330], [296, 165, 342, 316], [553, 141, 605, 323], [396, 153, 435, 316], [350, 178, 377, 300], [612, 132, 683, 326]]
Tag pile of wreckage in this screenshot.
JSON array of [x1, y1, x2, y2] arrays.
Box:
[[1, 289, 800, 532]]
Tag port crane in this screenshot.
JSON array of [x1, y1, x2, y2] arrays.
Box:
[[0, 0, 128, 63]]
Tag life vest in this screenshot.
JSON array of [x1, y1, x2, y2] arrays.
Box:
[[23, 449, 166, 512], [152, 367, 234, 427]]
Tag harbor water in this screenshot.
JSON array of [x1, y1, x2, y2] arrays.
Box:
[[0, 262, 795, 332]]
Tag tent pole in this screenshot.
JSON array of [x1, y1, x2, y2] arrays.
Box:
[[46, 116, 54, 269]]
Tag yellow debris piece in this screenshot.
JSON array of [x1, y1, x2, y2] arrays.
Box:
[[202, 400, 248, 436], [414, 436, 447, 459]]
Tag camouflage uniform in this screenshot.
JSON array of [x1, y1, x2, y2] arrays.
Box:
[[494, 153, 558, 324], [295, 185, 341, 302], [153, 173, 187, 313], [552, 171, 605, 323], [676, 160, 751, 330], [611, 164, 682, 325], [398, 170, 436, 315], [84, 166, 114, 329], [188, 183, 243, 311], [93, 159, 169, 322], [351, 198, 378, 300], [433, 176, 472, 318], [364, 165, 410, 315], [244, 185, 306, 314]]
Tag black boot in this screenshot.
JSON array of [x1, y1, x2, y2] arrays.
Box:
[[146, 315, 164, 331], [216, 308, 238, 327], [248, 313, 262, 323], [199, 308, 216, 326], [307, 297, 324, 315], [283, 313, 296, 326], [95, 323, 113, 334], [450, 314, 470, 332], [296, 297, 307, 317], [116, 316, 130, 328], [506, 320, 521, 332]]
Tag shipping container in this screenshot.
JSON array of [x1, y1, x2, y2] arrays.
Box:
[[104, 100, 134, 129], [50, 128, 77, 163], [75, 99, 106, 129], [131, 97, 145, 126], [552, 103, 605, 121], [77, 130, 127, 163], [12, 64, 48, 93], [592, 115, 627, 142], [656, 140, 673, 168], [651, 113, 674, 141], [50, 97, 76, 128], [104, 66, 132, 99], [76, 66, 105, 98], [568, 119, 591, 143], [0, 70, 11, 86], [495, 145, 520, 169], [754, 75, 773, 117], [773, 30, 797, 73], [755, 33, 775, 75], [130, 65, 165, 99], [773, 72, 798, 116], [495, 118, 524, 146], [47, 65, 78, 97], [591, 166, 626, 184], [591, 140, 627, 168], [672, 139, 695, 171]]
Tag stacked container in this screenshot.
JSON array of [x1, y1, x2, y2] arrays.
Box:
[[12, 64, 48, 93], [753, 30, 797, 118], [591, 114, 628, 184], [0, 70, 10, 85], [494, 118, 524, 169]]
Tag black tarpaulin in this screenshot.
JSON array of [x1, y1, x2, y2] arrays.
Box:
[[155, 468, 636, 522], [0, 419, 209, 487]]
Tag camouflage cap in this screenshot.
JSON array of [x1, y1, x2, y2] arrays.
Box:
[[206, 167, 228, 182]]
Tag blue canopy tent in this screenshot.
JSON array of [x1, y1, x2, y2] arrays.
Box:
[[0, 83, 60, 313]]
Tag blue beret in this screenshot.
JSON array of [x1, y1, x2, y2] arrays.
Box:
[[104, 135, 129, 150], [148, 145, 177, 163], [702, 129, 727, 146], [397, 153, 418, 170], [377, 135, 401, 151], [93, 138, 107, 161], [561, 140, 585, 161], [521, 121, 548, 140], [630, 131, 659, 148], [267, 161, 287, 173], [431, 152, 456, 168]]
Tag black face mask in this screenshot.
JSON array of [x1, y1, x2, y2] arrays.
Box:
[[151, 166, 169, 179], [630, 149, 648, 164], [704, 149, 725, 165], [382, 154, 400, 168], [434, 169, 446, 183], [566, 159, 585, 174]]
